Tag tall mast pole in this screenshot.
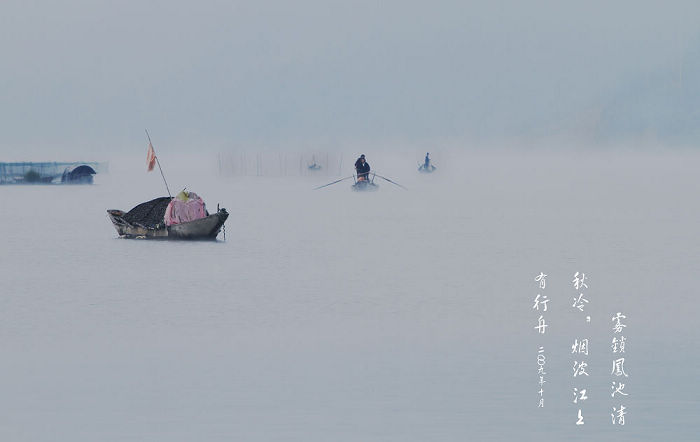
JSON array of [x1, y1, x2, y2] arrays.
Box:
[[145, 129, 172, 199]]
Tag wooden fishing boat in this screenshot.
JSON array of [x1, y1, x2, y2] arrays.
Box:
[[351, 179, 379, 191], [107, 196, 228, 240], [315, 172, 405, 191]]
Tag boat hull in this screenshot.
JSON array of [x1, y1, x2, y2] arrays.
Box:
[[352, 181, 378, 192], [107, 209, 229, 240]]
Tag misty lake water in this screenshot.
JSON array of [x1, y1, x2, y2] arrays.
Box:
[[1, 150, 698, 441]]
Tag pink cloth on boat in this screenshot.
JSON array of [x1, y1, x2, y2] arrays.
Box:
[[163, 192, 207, 226]]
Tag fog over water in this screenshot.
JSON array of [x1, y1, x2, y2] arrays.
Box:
[[2, 1, 700, 440], [1, 150, 698, 441]]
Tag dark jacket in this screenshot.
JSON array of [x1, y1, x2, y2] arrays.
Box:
[[355, 158, 370, 178]]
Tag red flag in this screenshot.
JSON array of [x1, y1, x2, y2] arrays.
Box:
[[147, 142, 156, 172]]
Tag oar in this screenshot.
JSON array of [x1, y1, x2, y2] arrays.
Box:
[[314, 175, 354, 190], [373, 173, 408, 190]]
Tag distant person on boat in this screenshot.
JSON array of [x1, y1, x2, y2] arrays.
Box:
[[355, 154, 370, 181], [420, 152, 435, 172]]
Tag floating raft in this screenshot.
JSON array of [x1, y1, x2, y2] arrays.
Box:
[[0, 162, 107, 184]]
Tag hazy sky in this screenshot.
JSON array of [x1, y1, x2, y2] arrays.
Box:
[[1, 0, 698, 154]]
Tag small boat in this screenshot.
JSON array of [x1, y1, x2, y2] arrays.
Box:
[[352, 178, 379, 191], [308, 156, 322, 171], [62, 165, 96, 184], [418, 153, 436, 173], [315, 172, 405, 192], [107, 195, 228, 240]]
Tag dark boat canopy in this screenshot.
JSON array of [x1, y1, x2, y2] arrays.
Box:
[[122, 197, 172, 228], [61, 164, 97, 183], [70, 165, 96, 176]]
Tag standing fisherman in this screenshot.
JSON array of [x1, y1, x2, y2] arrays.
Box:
[[355, 154, 370, 181], [424, 152, 431, 169]]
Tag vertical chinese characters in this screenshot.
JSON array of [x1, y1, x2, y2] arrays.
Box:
[[611, 312, 629, 426], [533, 272, 548, 408], [571, 272, 590, 425]]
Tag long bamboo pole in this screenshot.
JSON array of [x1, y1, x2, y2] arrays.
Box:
[[145, 129, 172, 199]]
